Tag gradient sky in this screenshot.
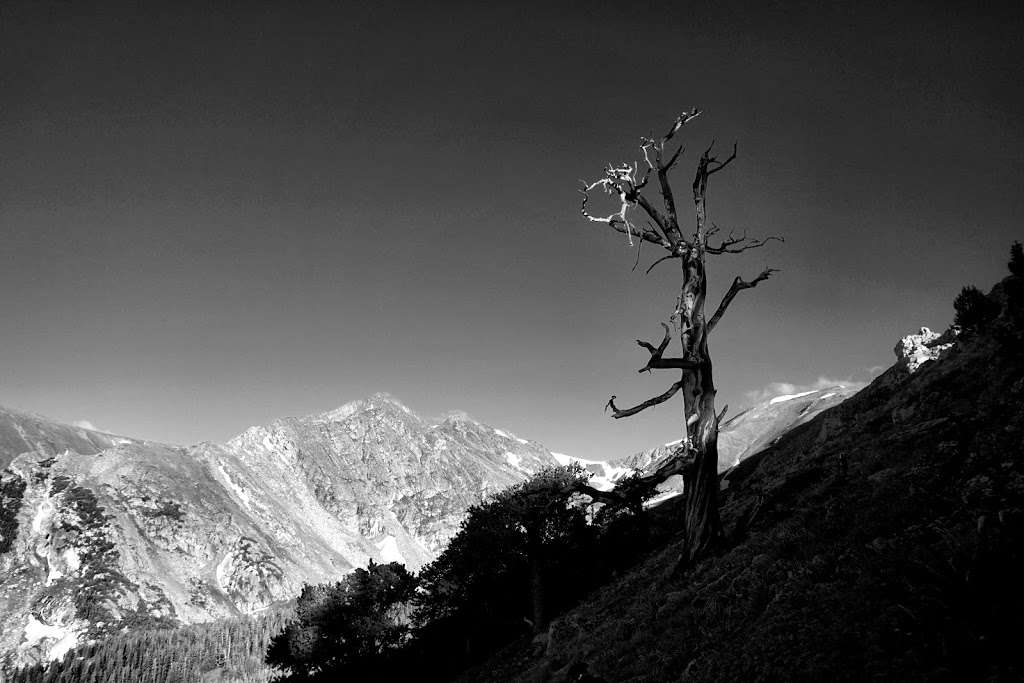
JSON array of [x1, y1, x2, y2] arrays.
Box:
[[2, 0, 1022, 461]]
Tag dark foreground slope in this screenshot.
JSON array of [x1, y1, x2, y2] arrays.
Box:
[[469, 289, 1024, 681]]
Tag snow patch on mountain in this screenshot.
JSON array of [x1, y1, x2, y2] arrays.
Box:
[[22, 617, 80, 662], [769, 390, 817, 405], [376, 536, 404, 564], [31, 497, 54, 535], [214, 462, 252, 510], [505, 452, 525, 471], [550, 452, 632, 491], [644, 489, 684, 508]]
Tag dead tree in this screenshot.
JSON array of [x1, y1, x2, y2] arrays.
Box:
[[580, 109, 781, 563]]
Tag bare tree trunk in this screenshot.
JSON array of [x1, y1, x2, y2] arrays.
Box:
[[678, 250, 722, 563], [527, 526, 548, 634], [682, 379, 722, 561]]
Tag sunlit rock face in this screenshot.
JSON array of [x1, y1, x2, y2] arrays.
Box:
[[0, 394, 558, 668], [894, 326, 957, 375]]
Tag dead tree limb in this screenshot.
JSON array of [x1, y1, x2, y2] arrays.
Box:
[[640, 107, 702, 249], [707, 142, 737, 175], [636, 322, 672, 357], [579, 179, 669, 247], [706, 230, 784, 255], [707, 268, 778, 332], [606, 378, 685, 418], [645, 253, 680, 274], [572, 446, 696, 506], [635, 323, 699, 373]]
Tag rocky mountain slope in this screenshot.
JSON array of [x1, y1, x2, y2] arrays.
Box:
[[465, 277, 1024, 682], [0, 407, 149, 471], [0, 394, 558, 670]]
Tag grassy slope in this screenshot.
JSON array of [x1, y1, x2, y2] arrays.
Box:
[[467, 328, 1024, 682]]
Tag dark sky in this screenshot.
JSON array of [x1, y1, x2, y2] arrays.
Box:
[[2, 0, 1022, 460]]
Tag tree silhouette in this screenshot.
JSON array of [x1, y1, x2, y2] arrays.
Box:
[[416, 466, 597, 639], [1009, 241, 1024, 278], [265, 561, 416, 681], [580, 109, 781, 564], [954, 285, 998, 333]]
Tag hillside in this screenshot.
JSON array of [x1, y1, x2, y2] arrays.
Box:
[[0, 395, 558, 670], [465, 278, 1024, 681], [621, 384, 859, 502]]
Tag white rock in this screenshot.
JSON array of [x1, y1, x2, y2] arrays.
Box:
[[894, 326, 956, 374]]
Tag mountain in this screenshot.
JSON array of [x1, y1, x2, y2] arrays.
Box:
[[463, 279, 1024, 681], [0, 394, 558, 669], [0, 406, 149, 471]]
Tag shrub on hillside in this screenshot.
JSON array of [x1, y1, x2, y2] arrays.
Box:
[[411, 464, 658, 678], [265, 561, 417, 682], [1010, 241, 1024, 277], [412, 466, 599, 670], [953, 285, 999, 332]]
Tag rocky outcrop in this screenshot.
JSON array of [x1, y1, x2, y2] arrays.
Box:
[[894, 326, 957, 374], [0, 394, 558, 669]]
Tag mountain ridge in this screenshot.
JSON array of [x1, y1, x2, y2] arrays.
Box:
[[0, 381, 872, 672], [0, 396, 561, 670]]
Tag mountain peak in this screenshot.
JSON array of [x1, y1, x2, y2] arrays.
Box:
[[440, 410, 475, 423], [319, 393, 416, 423]]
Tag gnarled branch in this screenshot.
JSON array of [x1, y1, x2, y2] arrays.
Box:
[[579, 183, 668, 247], [662, 108, 703, 144], [606, 378, 685, 418], [645, 253, 679, 274], [664, 144, 685, 171], [638, 108, 702, 248], [651, 446, 697, 478], [636, 322, 671, 357], [692, 142, 738, 243], [572, 482, 628, 506], [706, 228, 784, 255], [635, 323, 699, 373], [707, 268, 778, 332], [632, 193, 673, 239], [707, 142, 737, 175], [573, 444, 696, 507], [582, 110, 706, 253]]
